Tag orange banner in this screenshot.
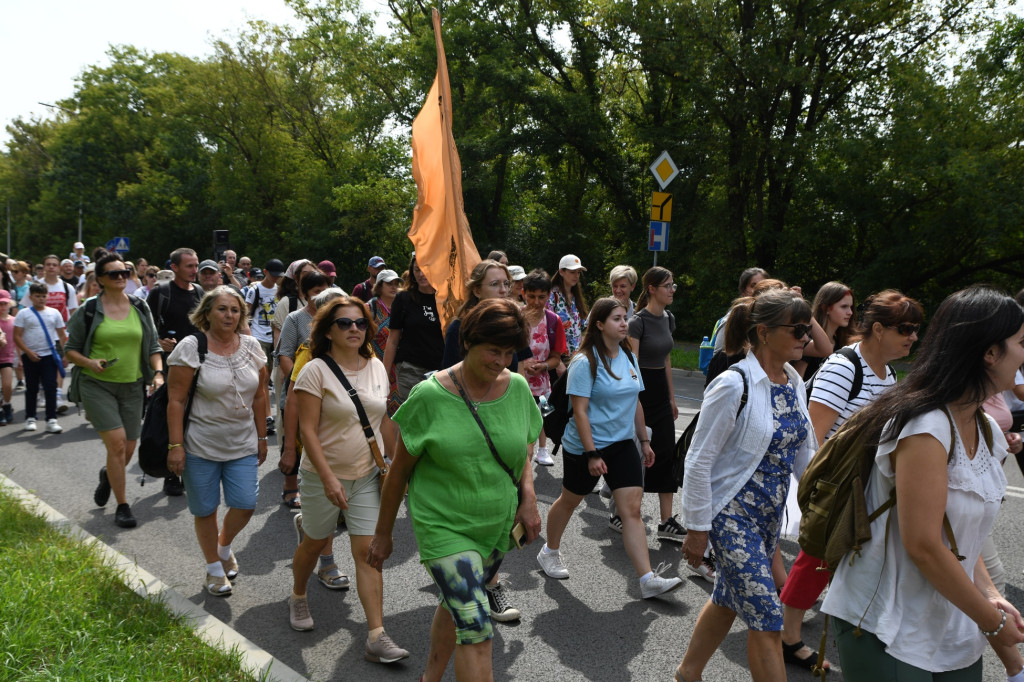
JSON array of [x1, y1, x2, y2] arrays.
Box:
[[408, 8, 480, 331]]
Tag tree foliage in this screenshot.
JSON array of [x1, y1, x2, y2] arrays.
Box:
[[2, 0, 1022, 332]]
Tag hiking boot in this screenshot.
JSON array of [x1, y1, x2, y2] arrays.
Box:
[[94, 466, 112, 507], [163, 475, 184, 496], [641, 562, 684, 599], [537, 547, 569, 579], [657, 515, 687, 543], [364, 631, 409, 664], [487, 580, 520, 622], [114, 503, 137, 529], [288, 595, 314, 631]]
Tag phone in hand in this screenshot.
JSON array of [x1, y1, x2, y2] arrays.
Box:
[[100, 358, 119, 368], [510, 522, 526, 549]]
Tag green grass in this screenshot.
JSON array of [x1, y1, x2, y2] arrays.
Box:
[[671, 346, 700, 371], [0, 488, 261, 682]]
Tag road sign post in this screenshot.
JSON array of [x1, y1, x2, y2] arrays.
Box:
[[648, 152, 677, 265]]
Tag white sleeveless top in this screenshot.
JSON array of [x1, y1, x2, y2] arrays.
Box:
[[821, 407, 1007, 672]]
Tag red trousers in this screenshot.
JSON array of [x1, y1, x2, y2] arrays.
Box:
[[779, 549, 830, 610]]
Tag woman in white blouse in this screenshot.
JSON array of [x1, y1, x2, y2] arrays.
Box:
[[821, 286, 1024, 681]]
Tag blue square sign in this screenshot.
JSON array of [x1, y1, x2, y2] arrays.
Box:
[[649, 221, 669, 252]]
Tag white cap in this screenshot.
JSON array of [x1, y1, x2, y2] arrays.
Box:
[[508, 265, 527, 280], [73, 241, 85, 250], [558, 254, 586, 271], [375, 269, 401, 284]]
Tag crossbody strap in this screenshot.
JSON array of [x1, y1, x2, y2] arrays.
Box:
[[447, 368, 518, 489], [321, 355, 388, 476], [29, 306, 66, 378]]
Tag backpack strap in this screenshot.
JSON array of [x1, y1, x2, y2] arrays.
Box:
[[833, 347, 863, 402], [726, 364, 748, 417]]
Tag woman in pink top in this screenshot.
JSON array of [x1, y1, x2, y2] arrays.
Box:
[[0, 290, 15, 425]]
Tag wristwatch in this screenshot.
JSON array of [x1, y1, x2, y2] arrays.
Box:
[[584, 450, 601, 459]]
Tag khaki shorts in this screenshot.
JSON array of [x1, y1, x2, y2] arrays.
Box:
[[298, 467, 381, 539], [78, 374, 144, 440]]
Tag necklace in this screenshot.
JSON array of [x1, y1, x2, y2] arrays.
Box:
[[460, 365, 495, 407], [337, 355, 364, 373]]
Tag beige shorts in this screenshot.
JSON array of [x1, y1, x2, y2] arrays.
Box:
[[298, 467, 381, 539]]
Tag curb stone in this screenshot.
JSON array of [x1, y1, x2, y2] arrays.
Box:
[[0, 473, 311, 682]]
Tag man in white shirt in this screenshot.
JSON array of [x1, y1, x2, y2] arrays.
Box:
[[245, 258, 284, 434]]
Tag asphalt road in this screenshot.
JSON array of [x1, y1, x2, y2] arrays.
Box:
[[3, 371, 1023, 681]]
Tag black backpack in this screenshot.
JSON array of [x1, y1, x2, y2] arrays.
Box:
[[671, 365, 748, 487], [542, 348, 636, 449], [138, 334, 207, 478], [805, 346, 895, 404]]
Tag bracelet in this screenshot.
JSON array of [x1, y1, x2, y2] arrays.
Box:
[[257, 436, 268, 442], [981, 608, 1007, 637], [167, 443, 182, 451], [639, 439, 650, 443]]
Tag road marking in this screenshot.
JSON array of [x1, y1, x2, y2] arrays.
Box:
[[1006, 486, 1024, 499]]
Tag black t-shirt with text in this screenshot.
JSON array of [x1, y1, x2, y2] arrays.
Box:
[[390, 290, 443, 369]]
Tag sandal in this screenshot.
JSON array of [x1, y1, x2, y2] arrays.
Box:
[[205, 572, 233, 597], [221, 551, 238, 581], [782, 640, 829, 672], [317, 563, 351, 590], [281, 489, 301, 509]]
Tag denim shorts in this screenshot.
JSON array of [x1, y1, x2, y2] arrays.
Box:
[[423, 549, 503, 645], [298, 467, 380, 539], [182, 452, 259, 518]]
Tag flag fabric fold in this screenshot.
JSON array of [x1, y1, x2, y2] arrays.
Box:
[[408, 7, 480, 331]]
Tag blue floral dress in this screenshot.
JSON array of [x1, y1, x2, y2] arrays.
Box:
[[709, 380, 809, 631]]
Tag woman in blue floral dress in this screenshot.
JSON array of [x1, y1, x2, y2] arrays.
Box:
[[676, 289, 817, 682]]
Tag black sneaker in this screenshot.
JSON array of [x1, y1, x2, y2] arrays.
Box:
[[163, 475, 185, 497], [487, 581, 521, 622], [657, 515, 687, 543], [114, 503, 137, 528], [94, 467, 112, 507], [266, 416, 276, 436]]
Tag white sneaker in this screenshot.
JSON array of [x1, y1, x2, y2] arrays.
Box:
[[537, 546, 569, 579], [24, 418, 37, 432], [535, 446, 554, 466], [641, 562, 684, 599], [45, 419, 62, 434], [686, 556, 717, 584]]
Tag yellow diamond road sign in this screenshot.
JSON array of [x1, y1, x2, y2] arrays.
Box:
[[649, 151, 679, 190]]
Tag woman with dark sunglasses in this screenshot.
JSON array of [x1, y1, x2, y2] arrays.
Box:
[[286, 295, 409, 664], [677, 288, 817, 682], [778, 289, 922, 673], [65, 252, 163, 528]]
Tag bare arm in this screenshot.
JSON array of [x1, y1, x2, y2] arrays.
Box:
[[800, 317, 832, 358], [251, 366, 269, 464], [296, 390, 347, 508], [382, 328, 401, 378], [808, 401, 840, 446], [367, 430, 420, 570], [165, 364, 195, 476]]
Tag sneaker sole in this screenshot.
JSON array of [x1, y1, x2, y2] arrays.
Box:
[[364, 652, 409, 664], [657, 532, 686, 543], [643, 579, 684, 599], [490, 609, 521, 622], [536, 460, 554, 466]]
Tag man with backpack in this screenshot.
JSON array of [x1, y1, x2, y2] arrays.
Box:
[[144, 247, 202, 497], [245, 259, 283, 435]]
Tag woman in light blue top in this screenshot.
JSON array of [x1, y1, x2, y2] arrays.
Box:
[[676, 289, 817, 682]]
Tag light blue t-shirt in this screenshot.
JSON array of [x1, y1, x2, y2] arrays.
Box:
[[562, 350, 644, 454]]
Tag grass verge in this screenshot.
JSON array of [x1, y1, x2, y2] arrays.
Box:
[[671, 346, 700, 371], [0, 487, 261, 682]]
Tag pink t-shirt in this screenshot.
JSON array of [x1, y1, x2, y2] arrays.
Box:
[[0, 316, 14, 364]]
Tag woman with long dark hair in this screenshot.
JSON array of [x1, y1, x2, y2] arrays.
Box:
[[794, 281, 856, 379], [547, 254, 589, 358], [538, 297, 682, 599], [821, 286, 1024, 680]]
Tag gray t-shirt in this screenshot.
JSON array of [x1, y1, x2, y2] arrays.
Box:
[[276, 307, 313, 361], [627, 308, 674, 368]]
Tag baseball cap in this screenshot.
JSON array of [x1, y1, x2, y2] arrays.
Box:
[[318, 260, 337, 276], [73, 260, 85, 267], [264, 259, 286, 277], [558, 254, 586, 271], [198, 259, 219, 272], [375, 269, 401, 285], [508, 265, 527, 281], [60, 258, 74, 266], [249, 267, 263, 280], [368, 256, 386, 268], [73, 241, 85, 250], [0, 290, 10, 303]]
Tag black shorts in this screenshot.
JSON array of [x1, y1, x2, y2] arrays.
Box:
[[561, 439, 643, 496]]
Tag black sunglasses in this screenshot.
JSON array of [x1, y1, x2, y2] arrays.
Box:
[[333, 317, 369, 331], [773, 323, 812, 338], [103, 269, 131, 279], [887, 323, 920, 336]]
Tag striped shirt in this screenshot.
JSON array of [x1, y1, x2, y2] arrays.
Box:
[[809, 342, 896, 439]]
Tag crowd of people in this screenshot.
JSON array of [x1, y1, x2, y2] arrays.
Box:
[[4, 240, 1024, 681]]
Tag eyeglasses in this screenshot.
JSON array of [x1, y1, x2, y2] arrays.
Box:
[[772, 323, 812, 338], [659, 283, 678, 292], [103, 269, 131, 280], [887, 323, 920, 336], [333, 317, 369, 331], [487, 280, 512, 289]]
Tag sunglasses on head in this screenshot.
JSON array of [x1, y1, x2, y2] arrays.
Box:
[[773, 323, 812, 338], [887, 323, 920, 336], [333, 317, 369, 331], [103, 269, 131, 279]]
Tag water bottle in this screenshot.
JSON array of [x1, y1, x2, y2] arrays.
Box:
[[538, 394, 555, 417], [698, 335, 714, 376]]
